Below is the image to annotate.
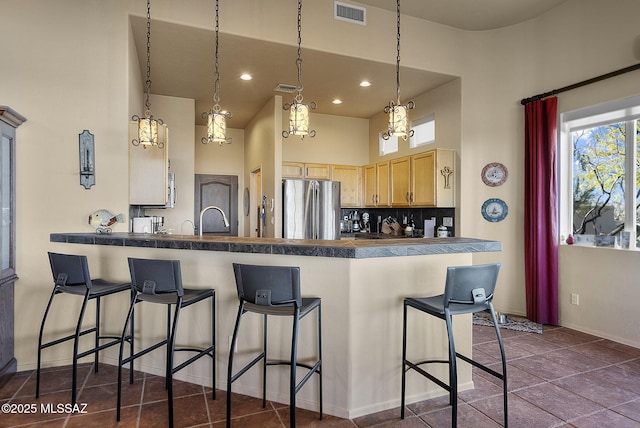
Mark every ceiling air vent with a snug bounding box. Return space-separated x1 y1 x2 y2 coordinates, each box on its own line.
274 83 298 93
334 1 366 25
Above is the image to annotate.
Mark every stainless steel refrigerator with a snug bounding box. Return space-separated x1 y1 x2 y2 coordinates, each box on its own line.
282 179 341 239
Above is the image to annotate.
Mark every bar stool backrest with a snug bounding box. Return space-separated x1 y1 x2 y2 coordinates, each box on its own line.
48 252 92 288
128 258 184 297
443 263 501 307
232 263 301 307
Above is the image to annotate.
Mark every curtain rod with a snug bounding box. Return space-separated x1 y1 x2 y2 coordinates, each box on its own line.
520 63 640 105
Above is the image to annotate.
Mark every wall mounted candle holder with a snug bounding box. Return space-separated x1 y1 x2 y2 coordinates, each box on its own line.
79 130 95 189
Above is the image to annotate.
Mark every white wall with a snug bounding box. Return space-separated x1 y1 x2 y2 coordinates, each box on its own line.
282 112 369 166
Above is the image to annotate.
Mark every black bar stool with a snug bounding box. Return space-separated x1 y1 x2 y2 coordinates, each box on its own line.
116 257 215 428
401 263 508 427
37 252 133 404
227 263 322 428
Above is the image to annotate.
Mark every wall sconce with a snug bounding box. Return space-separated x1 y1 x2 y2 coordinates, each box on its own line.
79 130 95 189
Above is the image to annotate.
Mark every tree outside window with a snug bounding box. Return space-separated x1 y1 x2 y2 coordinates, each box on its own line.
570 119 639 247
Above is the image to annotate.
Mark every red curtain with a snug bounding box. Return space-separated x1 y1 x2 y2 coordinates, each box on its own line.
524 97 559 325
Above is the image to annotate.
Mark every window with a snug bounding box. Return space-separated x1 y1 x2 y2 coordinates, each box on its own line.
410 113 435 148
379 132 398 156
560 96 640 248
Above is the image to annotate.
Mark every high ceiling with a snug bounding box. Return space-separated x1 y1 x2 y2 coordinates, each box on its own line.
131 0 568 128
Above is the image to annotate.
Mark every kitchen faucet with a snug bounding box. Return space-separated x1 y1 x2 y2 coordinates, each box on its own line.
199 206 230 236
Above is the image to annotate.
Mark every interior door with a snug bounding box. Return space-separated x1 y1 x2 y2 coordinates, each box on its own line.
195 174 238 236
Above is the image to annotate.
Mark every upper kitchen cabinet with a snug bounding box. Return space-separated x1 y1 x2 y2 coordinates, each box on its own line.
282 162 330 180
363 161 390 207
413 149 455 207
330 164 361 207
390 156 411 207
129 121 169 205
386 149 455 208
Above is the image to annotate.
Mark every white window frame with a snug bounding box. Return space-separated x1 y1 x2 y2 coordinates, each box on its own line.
559 95 640 248
379 132 398 156
410 113 435 148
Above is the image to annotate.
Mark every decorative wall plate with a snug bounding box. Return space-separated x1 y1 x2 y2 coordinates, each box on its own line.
481 198 508 222
481 162 508 186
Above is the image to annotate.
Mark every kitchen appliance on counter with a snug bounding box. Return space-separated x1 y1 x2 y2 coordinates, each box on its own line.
283 179 341 240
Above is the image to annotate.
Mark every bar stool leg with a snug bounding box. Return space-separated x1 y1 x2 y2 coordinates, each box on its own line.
226 303 244 428
400 302 407 419
94 297 100 373
211 292 216 400
36 289 57 399
444 309 457 427
117 294 137 422
262 314 268 408
167 302 181 428
71 291 91 405
489 303 508 427
290 308 300 428
317 303 323 420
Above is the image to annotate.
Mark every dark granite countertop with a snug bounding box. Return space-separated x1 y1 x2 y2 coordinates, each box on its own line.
50 232 501 259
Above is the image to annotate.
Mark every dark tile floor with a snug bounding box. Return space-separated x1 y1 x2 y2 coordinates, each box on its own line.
2 324 640 427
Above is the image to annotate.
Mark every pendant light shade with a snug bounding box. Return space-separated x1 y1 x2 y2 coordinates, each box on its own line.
202 0 232 145
283 0 316 140
382 0 414 142
131 0 166 149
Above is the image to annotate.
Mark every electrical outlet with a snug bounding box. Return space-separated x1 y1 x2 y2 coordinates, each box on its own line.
570 293 579 305
443 217 453 227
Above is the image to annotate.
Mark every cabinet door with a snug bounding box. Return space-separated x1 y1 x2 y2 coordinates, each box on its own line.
282 162 304 178
304 163 331 179
129 121 169 205
331 165 361 207
377 161 390 207
390 157 411 206
363 164 377 207
411 151 435 206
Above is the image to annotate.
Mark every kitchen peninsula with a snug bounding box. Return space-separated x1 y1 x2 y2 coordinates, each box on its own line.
49 232 500 419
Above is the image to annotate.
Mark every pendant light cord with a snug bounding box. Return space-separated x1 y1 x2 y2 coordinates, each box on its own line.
144 0 152 117
295 0 304 102
213 0 221 111
395 0 401 104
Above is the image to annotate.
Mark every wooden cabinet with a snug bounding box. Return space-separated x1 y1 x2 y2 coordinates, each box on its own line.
411 151 436 206
363 161 390 207
414 149 455 207
0 106 26 387
282 162 330 180
129 121 169 205
330 164 361 207
372 149 455 208
390 157 411 206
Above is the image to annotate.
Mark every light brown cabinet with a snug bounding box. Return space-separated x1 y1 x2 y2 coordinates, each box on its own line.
390 157 411 206
282 162 331 180
363 161 390 207
330 164 361 207
369 149 455 208
129 121 169 205
411 151 436 206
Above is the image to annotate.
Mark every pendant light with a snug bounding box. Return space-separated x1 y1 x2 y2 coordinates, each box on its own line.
202 0 232 145
282 0 316 140
131 0 167 149
382 0 414 142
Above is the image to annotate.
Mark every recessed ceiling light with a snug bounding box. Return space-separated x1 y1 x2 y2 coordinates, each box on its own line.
240 73 252 81
332 99 342 104
360 81 371 87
